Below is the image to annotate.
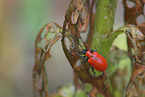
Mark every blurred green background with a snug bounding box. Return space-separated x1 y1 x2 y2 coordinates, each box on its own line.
0 0 130 97
0 0 72 97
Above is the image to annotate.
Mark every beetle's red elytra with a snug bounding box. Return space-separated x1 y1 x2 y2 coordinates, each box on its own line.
69 49 107 72
85 51 107 72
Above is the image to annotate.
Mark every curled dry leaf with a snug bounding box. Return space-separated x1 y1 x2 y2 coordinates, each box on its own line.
123 1 145 96
110 25 145 63
34 22 62 72
126 64 145 97
124 25 144 63
123 0 145 62
33 22 62 97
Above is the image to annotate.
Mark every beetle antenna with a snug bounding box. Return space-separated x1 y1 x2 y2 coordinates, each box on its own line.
77 38 84 50
75 34 85 50
83 57 89 63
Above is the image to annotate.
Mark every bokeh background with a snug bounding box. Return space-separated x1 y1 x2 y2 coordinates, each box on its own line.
1 0 140 97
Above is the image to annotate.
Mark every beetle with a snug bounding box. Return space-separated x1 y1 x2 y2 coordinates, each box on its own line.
69 48 107 76
85 50 107 72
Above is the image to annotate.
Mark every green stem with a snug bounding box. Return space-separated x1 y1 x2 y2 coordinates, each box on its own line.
92 0 118 58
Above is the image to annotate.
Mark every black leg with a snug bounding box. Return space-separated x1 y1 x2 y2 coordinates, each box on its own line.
94 49 97 52
90 49 97 53
76 53 86 59
83 57 89 63
92 67 96 77
102 71 104 75
100 71 105 78
90 49 94 53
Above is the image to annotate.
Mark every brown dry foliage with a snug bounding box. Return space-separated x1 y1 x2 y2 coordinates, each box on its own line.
123 0 145 97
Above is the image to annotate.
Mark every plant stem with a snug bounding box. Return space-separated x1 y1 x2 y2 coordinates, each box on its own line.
92 0 118 58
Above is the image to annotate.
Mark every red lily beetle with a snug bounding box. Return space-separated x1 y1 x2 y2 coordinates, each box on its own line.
69 48 107 72
68 38 107 76
85 50 107 72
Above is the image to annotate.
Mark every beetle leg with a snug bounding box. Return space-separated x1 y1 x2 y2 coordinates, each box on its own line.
92 67 96 77
75 53 86 59
83 57 89 63
90 49 94 53
100 71 107 80
90 49 97 53
102 71 104 75
94 49 97 52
